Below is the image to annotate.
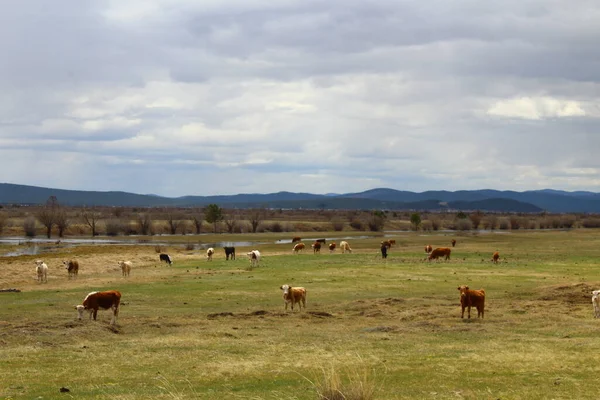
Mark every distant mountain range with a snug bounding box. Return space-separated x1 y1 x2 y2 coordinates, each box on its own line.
1 183 599 213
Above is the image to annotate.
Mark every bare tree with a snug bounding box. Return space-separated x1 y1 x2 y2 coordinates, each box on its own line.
166 211 182 235
55 209 70 237
138 212 154 235
224 210 240 233
36 196 59 238
81 208 102 237
0 212 7 234
248 208 266 233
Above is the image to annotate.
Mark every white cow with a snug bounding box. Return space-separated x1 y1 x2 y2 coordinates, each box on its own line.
593 290 600 318
119 261 132 277
247 250 261 268
206 247 214 261
35 260 48 283
339 241 352 254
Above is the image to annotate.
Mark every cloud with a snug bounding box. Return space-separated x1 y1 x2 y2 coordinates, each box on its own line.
0 0 599 196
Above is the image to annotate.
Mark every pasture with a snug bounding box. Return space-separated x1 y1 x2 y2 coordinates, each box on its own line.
1 230 600 399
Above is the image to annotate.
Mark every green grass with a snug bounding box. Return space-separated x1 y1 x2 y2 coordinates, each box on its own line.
1 230 600 399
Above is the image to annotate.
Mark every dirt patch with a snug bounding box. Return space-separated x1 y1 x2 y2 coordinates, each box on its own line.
307 311 334 318
361 326 398 333
538 282 598 304
207 312 235 319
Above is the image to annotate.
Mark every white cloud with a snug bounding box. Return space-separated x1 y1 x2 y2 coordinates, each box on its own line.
487 96 587 120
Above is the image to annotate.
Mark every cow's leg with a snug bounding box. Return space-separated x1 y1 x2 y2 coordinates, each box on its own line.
467 306 471 319
461 306 465 318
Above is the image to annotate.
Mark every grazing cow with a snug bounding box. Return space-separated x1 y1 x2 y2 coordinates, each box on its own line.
451 239 457 247
280 284 306 311
315 238 326 244
592 290 600 318
329 242 337 253
491 252 500 264
63 260 79 279
159 253 173 265
428 247 451 261
381 240 392 249
75 290 121 325
457 285 485 319
247 250 261 268
206 247 214 261
119 261 132 277
380 243 388 259
224 246 236 260
340 241 352 254
312 242 321 254
293 243 306 254
35 260 48 283
425 245 433 254
388 239 396 245
292 236 302 243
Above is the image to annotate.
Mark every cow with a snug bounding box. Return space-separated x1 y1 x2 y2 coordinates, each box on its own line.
451 239 457 247
159 253 173 265
63 260 79 279
329 242 336 253
206 247 214 261
292 236 302 243
428 247 451 261
75 290 121 325
381 243 388 259
247 250 261 268
592 290 600 318
425 245 433 254
280 284 306 311
312 242 321 254
491 251 500 264
340 241 352 254
457 285 485 319
293 243 305 254
381 240 392 249
119 261 132 277
315 238 326 244
388 239 396 246
224 246 236 260
35 260 48 283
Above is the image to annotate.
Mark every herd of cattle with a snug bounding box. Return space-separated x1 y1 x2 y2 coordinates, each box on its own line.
26 236 597 326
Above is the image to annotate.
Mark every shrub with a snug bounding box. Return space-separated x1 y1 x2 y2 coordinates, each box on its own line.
469 212 483 229
582 217 600 228
349 219 364 231
420 220 433 232
430 217 441 231
23 216 37 237
509 216 520 230
154 245 163 253
269 222 283 233
0 212 7 234
561 215 576 229
312 364 376 400
498 217 510 230
331 219 345 231
455 219 473 231
105 219 124 236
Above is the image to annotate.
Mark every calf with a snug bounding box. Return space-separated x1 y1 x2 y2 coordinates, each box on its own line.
388 239 396 245
292 236 302 243
380 243 388 259
280 284 306 311
425 245 433 254
75 290 121 325
312 242 321 254
206 247 215 261
159 253 173 265
293 243 305 254
428 247 451 261
491 251 500 264
63 260 79 279
247 250 261 268
119 261 132 277
329 242 337 253
592 290 600 318
451 239 457 247
224 246 236 260
340 241 352 254
457 285 485 319
381 240 392 249
35 260 48 283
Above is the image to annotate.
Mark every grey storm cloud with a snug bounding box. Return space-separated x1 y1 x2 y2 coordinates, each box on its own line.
0 0 599 196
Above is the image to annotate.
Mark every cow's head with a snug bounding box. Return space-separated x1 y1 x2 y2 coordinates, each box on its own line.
457 285 469 294
592 290 600 297
75 305 86 320
280 284 291 295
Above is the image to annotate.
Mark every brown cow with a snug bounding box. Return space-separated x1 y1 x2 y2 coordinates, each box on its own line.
293 243 306 254
457 285 485 319
75 290 121 325
381 240 392 249
63 260 79 279
451 239 457 247
388 239 396 245
280 284 306 311
312 242 321 254
491 251 500 264
425 245 433 254
329 242 336 253
292 236 302 243
428 247 451 261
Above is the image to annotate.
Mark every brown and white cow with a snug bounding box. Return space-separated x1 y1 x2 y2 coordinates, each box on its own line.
291 236 302 243
119 261 132 277
340 241 352 254
329 242 337 253
312 242 321 254
427 247 451 261
457 285 485 319
247 250 261 268
35 260 48 283
280 284 306 311
75 290 121 325
206 247 214 261
63 260 79 279
491 251 500 264
425 245 433 254
293 243 305 254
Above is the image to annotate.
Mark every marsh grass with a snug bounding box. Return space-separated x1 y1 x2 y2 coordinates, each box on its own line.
1 230 600 398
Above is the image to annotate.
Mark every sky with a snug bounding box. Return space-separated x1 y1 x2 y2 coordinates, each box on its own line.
1 0 599 197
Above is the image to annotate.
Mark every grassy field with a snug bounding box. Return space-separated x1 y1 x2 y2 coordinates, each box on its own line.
1 230 600 399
